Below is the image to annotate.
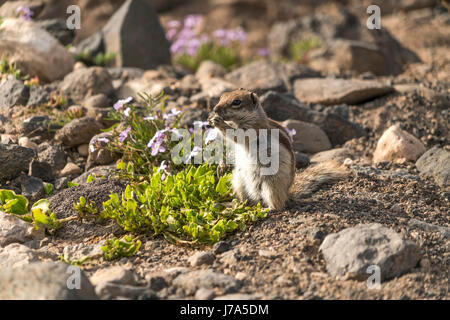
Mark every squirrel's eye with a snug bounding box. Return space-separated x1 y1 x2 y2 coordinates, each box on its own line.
232 99 241 106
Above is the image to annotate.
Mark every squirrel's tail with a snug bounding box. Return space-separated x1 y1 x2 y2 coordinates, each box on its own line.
290 160 348 200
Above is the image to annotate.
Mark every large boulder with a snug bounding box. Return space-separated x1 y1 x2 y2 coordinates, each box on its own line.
293 78 394 105
0 18 74 82
102 0 171 69
320 223 421 281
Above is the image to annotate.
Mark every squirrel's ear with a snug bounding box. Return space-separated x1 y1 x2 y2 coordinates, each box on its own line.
250 92 258 107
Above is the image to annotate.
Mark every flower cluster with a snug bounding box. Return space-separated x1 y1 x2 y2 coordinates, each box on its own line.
285 127 297 142
167 14 207 56
166 14 247 70
16 6 33 21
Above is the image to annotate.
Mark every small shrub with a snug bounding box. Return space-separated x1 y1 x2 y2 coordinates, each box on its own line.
101 164 268 244
74 50 116 67
167 15 246 71
101 235 141 260
0 56 30 81
288 37 322 63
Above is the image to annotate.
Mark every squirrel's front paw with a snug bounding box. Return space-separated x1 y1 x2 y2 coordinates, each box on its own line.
208 112 225 128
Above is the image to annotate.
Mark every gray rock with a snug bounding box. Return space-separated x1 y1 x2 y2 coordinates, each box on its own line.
0 243 38 268
59 67 114 103
319 223 421 281
195 288 215 300
0 75 29 110
29 159 54 182
145 274 168 292
310 148 353 164
260 91 310 122
225 60 287 95
416 147 450 187
102 0 171 69
0 143 35 181
27 84 56 108
0 18 74 83
55 117 102 147
260 91 365 145
36 19 75 46
0 261 97 299
62 242 104 262
212 241 231 254
20 175 45 203
83 94 110 109
188 251 216 267
19 116 51 138
95 282 156 300
37 143 66 171
408 219 450 239
293 78 394 105
87 132 118 169
0 214 35 247
90 266 136 286
195 60 227 79
282 119 331 153
173 269 241 295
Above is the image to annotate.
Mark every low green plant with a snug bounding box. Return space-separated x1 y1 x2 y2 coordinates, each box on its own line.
107 92 185 180
288 37 322 63
0 56 29 80
101 235 142 260
75 50 116 67
31 199 61 230
73 196 100 222
44 183 54 196
59 254 93 266
0 189 31 220
102 164 268 244
175 42 240 72
67 181 79 188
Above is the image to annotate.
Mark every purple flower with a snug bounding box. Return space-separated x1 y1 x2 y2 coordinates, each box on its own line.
90 137 110 153
285 127 296 142
119 127 132 143
170 128 183 140
147 129 168 156
166 29 178 41
157 160 169 181
16 6 33 21
204 128 218 144
257 48 271 57
184 14 203 29
113 97 133 111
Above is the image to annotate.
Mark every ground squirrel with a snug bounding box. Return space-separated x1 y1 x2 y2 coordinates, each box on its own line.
208 88 346 210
